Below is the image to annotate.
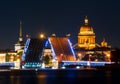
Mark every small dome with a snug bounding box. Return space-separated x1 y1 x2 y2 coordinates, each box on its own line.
79 16 94 35
101 38 107 47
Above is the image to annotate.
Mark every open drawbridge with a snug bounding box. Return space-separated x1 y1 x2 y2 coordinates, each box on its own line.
48 37 76 62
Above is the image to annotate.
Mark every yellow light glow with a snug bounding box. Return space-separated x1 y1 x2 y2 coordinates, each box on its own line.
106 54 110 57
40 33 45 39
60 54 63 56
78 53 81 57
78 16 95 49
0 53 6 56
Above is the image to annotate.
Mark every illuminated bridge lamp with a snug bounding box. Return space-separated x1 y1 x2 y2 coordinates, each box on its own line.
77 53 81 61
78 53 81 57
87 54 92 67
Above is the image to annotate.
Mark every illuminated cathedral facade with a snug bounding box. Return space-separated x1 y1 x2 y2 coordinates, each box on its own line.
78 16 95 49
76 16 111 62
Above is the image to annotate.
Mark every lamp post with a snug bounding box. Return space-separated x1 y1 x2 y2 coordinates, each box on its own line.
78 53 82 61
60 54 63 61
87 54 91 67
89 54 91 62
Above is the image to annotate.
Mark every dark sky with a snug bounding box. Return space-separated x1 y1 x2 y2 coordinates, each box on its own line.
0 0 120 50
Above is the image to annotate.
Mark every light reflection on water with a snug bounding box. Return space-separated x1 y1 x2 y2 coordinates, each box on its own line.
0 69 119 84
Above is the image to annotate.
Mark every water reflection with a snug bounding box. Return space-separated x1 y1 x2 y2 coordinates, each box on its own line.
0 69 119 84
10 75 38 84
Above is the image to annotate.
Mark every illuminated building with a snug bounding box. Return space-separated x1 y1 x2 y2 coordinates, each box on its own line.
75 16 112 62
0 50 19 69
0 50 17 63
13 20 25 68
78 16 95 49
0 21 25 69
0 53 6 63
14 21 24 51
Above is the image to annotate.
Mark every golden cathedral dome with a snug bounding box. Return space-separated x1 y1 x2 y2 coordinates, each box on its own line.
78 16 96 49
79 16 95 35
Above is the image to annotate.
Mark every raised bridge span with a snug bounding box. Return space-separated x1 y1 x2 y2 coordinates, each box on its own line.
49 37 76 62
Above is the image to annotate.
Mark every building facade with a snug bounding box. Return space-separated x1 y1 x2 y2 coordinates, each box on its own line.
78 16 96 49
75 16 111 62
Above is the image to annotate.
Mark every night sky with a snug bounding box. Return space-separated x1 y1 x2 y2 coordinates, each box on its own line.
0 0 120 50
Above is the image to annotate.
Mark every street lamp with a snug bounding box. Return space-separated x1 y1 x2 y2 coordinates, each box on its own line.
87 54 92 67
60 54 63 61
89 54 92 61
77 53 82 61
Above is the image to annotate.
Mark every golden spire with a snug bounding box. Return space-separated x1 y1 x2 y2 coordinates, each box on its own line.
84 16 88 25
19 20 23 41
20 20 22 37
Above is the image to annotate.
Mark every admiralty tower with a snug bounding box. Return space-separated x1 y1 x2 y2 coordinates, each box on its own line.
14 21 24 52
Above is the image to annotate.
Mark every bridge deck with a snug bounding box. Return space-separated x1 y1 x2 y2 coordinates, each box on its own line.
61 61 114 66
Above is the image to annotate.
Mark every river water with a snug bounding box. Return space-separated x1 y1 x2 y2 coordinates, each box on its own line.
0 69 119 84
